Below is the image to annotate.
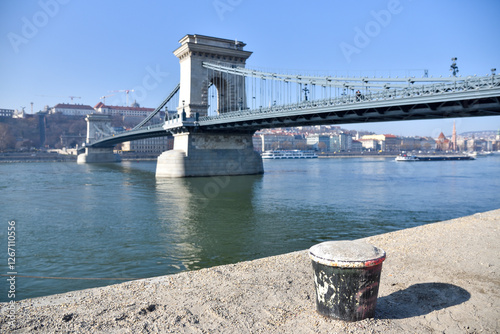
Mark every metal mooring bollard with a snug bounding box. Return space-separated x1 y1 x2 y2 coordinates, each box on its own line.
309 240 386 321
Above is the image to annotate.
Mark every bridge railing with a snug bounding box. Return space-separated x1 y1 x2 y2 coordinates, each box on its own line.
198 75 500 123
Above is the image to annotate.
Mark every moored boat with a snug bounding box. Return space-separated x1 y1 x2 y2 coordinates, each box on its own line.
261 150 318 159
395 154 419 161
395 153 475 161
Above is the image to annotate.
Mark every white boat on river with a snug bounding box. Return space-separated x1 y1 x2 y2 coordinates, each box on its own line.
261 150 318 159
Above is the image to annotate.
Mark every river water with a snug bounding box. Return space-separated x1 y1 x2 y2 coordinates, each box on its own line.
1 156 499 301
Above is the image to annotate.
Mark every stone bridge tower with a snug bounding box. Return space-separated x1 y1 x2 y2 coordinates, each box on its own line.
84 114 113 144
77 114 120 163
156 35 262 177
173 34 252 117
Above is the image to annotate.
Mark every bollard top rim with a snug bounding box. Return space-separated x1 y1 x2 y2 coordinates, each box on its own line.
309 240 386 268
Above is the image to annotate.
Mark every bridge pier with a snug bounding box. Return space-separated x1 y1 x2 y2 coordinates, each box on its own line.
77 147 121 163
156 131 263 177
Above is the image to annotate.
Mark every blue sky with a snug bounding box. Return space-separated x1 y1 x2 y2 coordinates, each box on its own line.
1 0 499 136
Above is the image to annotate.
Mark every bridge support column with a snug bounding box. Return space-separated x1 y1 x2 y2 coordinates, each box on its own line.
77 147 121 163
156 132 263 177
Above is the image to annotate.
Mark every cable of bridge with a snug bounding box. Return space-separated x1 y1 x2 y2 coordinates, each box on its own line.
132 83 180 130
202 62 464 86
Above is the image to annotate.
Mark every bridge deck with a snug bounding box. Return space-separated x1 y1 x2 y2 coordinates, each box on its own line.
199 87 500 131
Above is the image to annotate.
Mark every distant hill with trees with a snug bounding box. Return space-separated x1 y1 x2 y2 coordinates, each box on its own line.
0 114 86 151
0 114 141 151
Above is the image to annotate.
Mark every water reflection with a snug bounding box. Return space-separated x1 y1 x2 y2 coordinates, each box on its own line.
155 174 263 271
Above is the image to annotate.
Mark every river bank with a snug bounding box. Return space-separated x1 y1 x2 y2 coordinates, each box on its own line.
1 209 498 333
0 151 163 162
0 152 77 162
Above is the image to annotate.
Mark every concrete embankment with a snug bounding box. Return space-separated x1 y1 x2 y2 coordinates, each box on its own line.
1 209 499 333
0 152 76 162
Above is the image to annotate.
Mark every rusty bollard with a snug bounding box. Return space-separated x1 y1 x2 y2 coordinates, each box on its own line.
309 240 386 321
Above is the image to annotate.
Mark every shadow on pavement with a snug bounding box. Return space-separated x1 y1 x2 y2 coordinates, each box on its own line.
376 282 471 319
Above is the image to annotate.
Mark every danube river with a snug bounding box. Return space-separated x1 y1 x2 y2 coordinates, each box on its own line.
1 156 499 301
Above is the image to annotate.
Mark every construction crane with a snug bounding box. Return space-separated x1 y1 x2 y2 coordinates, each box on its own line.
99 94 115 104
109 89 134 106
37 95 82 102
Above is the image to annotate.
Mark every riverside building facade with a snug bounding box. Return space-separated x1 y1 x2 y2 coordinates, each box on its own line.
93 102 156 118
50 103 95 116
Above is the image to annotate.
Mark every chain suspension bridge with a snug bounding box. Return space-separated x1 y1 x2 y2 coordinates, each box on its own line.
77 34 500 177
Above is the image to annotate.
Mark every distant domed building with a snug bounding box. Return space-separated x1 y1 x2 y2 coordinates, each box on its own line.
436 132 450 151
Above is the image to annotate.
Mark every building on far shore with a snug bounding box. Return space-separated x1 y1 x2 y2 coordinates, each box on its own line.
44 101 162 120
254 133 307 152
306 134 331 151
359 138 378 151
360 134 399 152
50 103 95 116
351 140 362 152
0 108 15 117
334 132 352 152
94 102 156 118
400 137 421 151
435 132 451 151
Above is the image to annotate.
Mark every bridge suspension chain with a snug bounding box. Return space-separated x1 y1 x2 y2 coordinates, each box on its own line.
132 83 180 130
202 62 462 88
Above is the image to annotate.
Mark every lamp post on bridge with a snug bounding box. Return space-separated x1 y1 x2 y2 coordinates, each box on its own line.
450 57 459 77
303 84 309 101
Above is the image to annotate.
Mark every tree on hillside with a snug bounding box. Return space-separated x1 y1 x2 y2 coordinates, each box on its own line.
0 123 16 151
68 119 86 135
295 142 308 150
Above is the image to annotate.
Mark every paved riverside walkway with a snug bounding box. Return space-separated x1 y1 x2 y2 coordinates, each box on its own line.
1 209 499 333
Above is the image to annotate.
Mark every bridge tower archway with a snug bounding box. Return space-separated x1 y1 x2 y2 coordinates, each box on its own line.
77 114 120 164
173 34 252 117
84 114 113 144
